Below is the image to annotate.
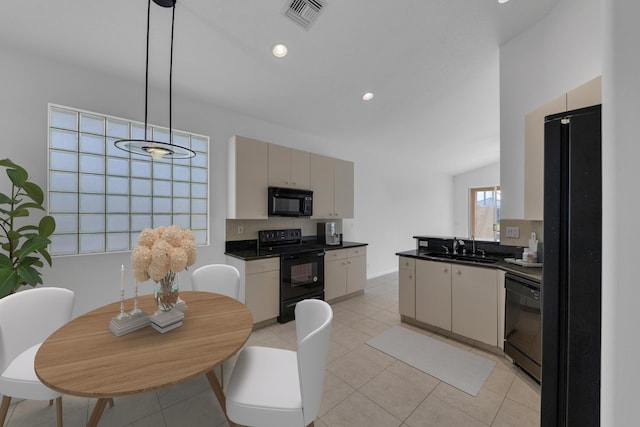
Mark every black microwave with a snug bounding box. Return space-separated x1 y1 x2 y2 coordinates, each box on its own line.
268 187 313 217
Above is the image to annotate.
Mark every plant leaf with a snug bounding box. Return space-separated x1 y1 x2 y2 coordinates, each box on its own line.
22 182 44 205
0 253 13 268
38 247 53 266
0 267 20 298
16 264 42 286
15 235 51 261
6 168 26 187
0 193 13 205
0 159 27 177
39 216 56 237
10 208 29 218
16 224 39 233
15 202 45 211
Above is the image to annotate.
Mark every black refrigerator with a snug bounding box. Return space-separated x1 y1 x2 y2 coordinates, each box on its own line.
541 104 601 426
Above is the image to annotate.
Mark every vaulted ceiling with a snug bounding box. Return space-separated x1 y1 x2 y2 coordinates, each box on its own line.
1 0 558 175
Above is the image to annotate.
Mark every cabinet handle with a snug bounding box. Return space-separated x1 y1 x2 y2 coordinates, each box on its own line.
443 268 448 273
292 181 296 185
456 269 461 275
409 274 413 279
347 261 351 264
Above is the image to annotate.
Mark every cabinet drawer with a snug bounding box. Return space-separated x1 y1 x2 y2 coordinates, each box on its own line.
246 257 280 275
347 246 366 258
399 257 415 271
325 248 348 260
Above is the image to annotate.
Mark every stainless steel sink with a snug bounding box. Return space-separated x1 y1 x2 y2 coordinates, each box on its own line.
423 252 497 264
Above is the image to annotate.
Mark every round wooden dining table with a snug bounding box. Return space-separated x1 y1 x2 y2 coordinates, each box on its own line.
35 291 252 427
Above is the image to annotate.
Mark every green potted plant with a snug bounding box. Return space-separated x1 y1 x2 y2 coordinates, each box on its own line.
0 159 56 299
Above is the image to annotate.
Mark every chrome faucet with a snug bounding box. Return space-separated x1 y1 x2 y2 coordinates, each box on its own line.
471 235 476 255
452 237 458 255
442 245 450 254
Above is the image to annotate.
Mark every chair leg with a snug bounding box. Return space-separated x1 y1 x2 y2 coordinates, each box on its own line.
0 395 12 427
55 396 63 427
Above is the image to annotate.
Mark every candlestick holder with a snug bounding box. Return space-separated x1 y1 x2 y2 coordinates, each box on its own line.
114 287 130 321
129 281 143 316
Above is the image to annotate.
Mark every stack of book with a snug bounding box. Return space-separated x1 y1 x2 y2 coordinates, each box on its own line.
150 309 185 333
109 312 151 336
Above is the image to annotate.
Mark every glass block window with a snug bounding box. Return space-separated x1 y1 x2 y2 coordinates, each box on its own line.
48 104 209 256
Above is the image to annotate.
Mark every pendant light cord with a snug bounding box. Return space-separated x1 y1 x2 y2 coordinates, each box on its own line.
145 0 151 141
170 2 175 145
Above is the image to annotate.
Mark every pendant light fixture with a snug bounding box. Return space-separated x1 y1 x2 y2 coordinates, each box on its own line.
115 0 195 160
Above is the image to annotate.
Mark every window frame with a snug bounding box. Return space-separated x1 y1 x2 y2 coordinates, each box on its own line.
47 103 209 257
469 185 501 242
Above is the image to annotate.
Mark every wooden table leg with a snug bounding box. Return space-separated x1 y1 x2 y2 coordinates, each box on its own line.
87 398 109 427
205 370 239 427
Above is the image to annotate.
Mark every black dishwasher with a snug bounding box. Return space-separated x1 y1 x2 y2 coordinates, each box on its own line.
504 272 541 382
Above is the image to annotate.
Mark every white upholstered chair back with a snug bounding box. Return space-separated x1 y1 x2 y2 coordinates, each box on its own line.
0 287 75 375
190 264 241 302
295 299 333 426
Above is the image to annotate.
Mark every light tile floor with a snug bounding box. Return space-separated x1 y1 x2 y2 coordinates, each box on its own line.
3 273 540 427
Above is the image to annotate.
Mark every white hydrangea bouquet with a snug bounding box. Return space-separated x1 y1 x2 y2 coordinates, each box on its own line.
131 225 196 310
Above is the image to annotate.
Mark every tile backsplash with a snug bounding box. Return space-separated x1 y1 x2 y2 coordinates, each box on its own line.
500 219 543 247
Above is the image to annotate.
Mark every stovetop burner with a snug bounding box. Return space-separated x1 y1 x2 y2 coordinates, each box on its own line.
257 228 323 255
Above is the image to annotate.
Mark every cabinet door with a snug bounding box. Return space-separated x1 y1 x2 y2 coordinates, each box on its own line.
334 159 354 218
567 76 602 110
416 260 451 331
310 153 335 218
451 265 498 346
245 269 279 323
524 95 566 220
325 257 347 301
229 136 268 219
398 257 416 318
346 254 366 294
290 148 310 189
268 143 292 188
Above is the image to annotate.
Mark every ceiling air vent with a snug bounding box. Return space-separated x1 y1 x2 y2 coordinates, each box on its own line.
284 0 326 30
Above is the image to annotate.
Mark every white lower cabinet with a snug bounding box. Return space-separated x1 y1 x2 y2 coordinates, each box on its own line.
226 256 279 324
324 247 367 301
451 264 498 347
411 258 500 347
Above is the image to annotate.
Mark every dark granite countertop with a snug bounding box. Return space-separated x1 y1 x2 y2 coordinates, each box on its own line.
396 249 542 283
226 241 368 261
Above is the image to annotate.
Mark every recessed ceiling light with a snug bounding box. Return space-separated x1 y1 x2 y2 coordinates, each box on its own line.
272 44 288 58
498 0 510 3
362 92 375 101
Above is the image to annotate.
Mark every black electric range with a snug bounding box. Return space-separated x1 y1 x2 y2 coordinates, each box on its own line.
258 229 325 323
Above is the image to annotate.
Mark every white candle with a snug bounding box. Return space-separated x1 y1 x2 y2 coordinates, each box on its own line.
120 264 125 293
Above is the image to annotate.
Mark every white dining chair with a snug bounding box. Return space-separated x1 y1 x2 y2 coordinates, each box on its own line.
191 264 242 302
191 263 242 389
0 287 75 427
226 299 333 427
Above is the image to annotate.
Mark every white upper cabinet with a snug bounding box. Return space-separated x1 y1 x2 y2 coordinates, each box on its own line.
268 144 310 189
228 136 354 219
523 76 601 220
310 154 354 219
228 136 268 219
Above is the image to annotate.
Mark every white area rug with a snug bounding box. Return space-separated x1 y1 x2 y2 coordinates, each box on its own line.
367 326 496 396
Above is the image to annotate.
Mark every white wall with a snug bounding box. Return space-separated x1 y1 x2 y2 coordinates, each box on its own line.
601 1 640 424
0 42 453 315
499 0 601 218
452 161 500 238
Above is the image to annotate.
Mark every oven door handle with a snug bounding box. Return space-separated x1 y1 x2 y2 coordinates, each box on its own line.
282 251 325 261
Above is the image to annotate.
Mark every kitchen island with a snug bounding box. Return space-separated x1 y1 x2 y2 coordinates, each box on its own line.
397 236 541 355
